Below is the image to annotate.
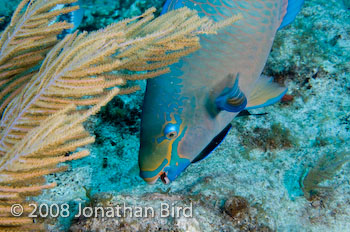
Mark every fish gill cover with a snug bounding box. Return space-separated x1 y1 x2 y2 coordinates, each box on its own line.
0 0 349 231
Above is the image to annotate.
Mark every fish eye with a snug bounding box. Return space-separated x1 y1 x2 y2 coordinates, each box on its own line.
164 124 178 140
166 131 177 139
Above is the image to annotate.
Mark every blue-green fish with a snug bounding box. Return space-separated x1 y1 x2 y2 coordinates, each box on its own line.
139 0 304 184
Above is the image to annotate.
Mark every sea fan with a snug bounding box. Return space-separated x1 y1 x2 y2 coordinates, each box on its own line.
301 151 350 200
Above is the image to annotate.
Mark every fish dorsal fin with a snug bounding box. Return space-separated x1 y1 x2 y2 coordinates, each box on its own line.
161 0 184 14
279 0 304 29
246 75 287 110
162 0 304 29
215 74 247 113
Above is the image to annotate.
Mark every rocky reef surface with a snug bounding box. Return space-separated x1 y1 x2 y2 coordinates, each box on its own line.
1 0 349 231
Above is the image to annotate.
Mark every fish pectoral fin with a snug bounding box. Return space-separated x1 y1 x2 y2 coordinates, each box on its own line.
246 75 287 110
215 74 247 112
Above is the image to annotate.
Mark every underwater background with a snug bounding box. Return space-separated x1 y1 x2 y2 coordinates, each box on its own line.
1 0 350 231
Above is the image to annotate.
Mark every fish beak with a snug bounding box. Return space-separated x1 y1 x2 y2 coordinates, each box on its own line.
160 172 170 185
146 178 159 185
142 172 170 185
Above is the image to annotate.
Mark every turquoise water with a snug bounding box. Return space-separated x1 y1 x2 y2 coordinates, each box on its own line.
1 0 350 231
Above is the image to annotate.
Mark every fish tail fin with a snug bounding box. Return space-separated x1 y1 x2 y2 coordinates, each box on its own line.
279 0 304 29
246 75 287 110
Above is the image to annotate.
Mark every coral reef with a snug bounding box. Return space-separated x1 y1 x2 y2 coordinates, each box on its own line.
224 196 249 218
69 192 273 232
234 122 296 154
301 152 350 200
0 0 21 31
1 0 347 231
224 196 273 232
77 0 167 31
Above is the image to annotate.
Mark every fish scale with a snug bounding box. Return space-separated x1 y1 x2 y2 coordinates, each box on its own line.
139 0 304 184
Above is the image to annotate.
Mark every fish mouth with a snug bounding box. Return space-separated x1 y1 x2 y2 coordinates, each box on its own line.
160 172 170 184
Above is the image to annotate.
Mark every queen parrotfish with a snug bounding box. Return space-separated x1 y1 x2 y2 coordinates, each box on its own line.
139 0 304 184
